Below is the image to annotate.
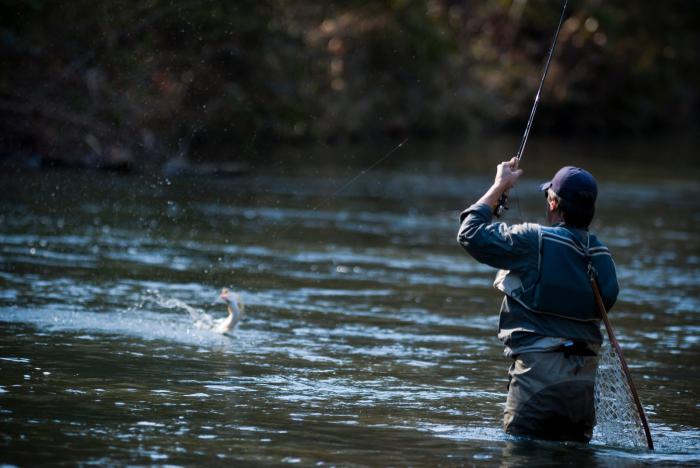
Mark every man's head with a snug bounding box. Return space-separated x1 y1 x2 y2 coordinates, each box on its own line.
540 166 598 229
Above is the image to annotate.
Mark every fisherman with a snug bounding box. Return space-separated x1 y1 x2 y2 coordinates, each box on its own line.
457 158 619 443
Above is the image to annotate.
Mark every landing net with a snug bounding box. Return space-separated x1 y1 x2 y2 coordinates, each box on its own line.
593 336 648 448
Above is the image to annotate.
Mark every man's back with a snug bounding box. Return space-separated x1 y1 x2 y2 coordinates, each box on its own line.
458 203 619 354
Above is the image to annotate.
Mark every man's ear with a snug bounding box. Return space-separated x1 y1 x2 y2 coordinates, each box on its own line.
548 198 558 212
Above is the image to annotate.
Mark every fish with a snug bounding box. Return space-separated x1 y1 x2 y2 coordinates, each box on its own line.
212 288 245 333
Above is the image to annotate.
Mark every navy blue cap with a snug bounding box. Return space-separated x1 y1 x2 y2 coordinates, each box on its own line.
539 166 598 207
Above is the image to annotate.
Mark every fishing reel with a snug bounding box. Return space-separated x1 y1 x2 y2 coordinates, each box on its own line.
495 192 509 218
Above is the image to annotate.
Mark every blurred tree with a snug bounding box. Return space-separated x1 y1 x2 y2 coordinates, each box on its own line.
0 0 698 170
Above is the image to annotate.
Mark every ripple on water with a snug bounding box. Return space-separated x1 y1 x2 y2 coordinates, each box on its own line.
1 168 699 464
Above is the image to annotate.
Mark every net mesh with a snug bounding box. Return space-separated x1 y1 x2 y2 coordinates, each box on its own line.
593 336 648 448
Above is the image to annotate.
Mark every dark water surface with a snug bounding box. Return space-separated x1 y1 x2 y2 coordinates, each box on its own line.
1 138 699 466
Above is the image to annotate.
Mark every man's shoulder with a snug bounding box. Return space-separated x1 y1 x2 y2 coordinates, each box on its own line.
539 226 615 264
508 221 542 238
500 222 541 255
541 226 611 248
587 231 609 248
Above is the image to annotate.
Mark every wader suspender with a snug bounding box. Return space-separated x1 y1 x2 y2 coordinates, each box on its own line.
585 244 655 450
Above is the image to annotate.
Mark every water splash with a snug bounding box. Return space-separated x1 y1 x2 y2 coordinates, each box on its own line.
144 289 216 330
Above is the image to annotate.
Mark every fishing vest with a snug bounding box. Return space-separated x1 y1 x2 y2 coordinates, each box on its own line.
495 225 619 322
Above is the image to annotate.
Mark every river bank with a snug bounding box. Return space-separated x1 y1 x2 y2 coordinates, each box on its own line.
2 1 698 171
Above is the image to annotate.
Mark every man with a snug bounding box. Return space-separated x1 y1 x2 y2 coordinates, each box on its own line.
457 158 619 443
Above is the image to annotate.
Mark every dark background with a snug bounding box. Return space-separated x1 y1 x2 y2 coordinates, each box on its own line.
1 0 698 171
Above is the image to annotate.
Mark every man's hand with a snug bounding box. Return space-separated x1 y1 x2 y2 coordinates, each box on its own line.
494 157 523 192
474 157 524 213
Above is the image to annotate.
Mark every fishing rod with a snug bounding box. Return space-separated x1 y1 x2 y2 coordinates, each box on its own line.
495 0 568 217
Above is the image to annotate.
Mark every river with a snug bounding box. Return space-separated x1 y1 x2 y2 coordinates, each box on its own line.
1 136 699 465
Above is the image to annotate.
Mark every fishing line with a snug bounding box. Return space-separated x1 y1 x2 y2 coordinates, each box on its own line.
325 138 408 200
267 138 409 240
511 184 524 224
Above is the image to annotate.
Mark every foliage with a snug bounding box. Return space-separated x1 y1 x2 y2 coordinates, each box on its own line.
0 0 698 169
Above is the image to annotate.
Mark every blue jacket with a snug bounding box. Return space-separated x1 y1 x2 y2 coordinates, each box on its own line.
457 203 619 353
